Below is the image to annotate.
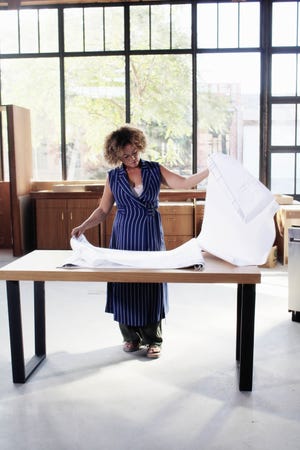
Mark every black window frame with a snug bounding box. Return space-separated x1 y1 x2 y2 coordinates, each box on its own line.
1 0 294 198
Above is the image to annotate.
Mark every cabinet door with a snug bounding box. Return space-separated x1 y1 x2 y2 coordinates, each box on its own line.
159 203 194 235
68 199 100 247
159 203 194 250
36 199 68 249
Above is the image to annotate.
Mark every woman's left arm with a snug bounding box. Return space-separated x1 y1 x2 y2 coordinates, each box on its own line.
160 165 209 189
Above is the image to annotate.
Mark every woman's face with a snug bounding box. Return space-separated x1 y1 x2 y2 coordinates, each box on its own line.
120 144 141 169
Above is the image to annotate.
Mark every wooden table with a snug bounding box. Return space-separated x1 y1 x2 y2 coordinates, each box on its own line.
0 250 261 391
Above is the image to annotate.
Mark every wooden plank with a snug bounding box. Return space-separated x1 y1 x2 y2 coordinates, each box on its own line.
6 105 33 256
0 182 12 248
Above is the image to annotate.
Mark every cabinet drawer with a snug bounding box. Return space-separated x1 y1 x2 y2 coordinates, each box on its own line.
67 199 99 210
164 235 192 250
286 210 300 219
160 202 194 235
161 214 193 235
159 203 193 215
36 199 67 209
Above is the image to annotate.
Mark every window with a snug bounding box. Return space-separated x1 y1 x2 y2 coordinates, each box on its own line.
0 8 58 54
197 2 260 178
1 58 61 179
197 2 260 49
130 54 193 174
64 7 124 52
64 56 125 179
271 1 300 197
130 4 191 50
197 53 260 177
0 1 262 187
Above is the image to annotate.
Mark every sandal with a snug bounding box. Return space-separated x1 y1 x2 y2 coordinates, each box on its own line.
123 341 140 353
146 344 161 359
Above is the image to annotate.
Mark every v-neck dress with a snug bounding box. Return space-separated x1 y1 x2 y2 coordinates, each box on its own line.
105 160 169 326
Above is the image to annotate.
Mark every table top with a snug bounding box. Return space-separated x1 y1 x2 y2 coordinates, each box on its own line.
0 250 261 284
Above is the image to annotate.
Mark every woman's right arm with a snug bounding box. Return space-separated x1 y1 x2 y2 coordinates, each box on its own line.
71 177 115 238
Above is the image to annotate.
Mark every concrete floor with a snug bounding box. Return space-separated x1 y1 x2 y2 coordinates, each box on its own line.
0 249 299 450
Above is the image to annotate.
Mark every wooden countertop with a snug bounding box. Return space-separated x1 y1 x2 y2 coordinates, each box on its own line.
31 189 206 202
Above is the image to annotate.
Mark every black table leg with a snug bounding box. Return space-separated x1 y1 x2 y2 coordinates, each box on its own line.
236 284 243 362
34 281 46 357
6 280 46 383
237 283 256 392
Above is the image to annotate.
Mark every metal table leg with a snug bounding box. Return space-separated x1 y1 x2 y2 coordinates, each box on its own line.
6 280 46 383
237 283 256 391
236 284 242 362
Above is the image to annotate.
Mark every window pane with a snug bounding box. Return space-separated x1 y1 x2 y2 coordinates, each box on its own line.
272 54 297 96
1 112 9 181
271 104 295 146
239 2 260 48
272 2 297 47
197 53 260 178
1 58 61 180
151 5 170 50
197 4 217 49
19 9 39 53
171 4 191 49
271 153 295 194
65 56 125 180
130 55 193 175
296 105 300 146
297 154 300 194
0 10 19 53
130 5 149 50
84 7 104 52
64 8 83 52
218 3 238 48
39 9 59 53
104 7 124 51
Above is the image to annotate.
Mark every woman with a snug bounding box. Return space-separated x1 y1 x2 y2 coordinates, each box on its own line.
71 125 208 358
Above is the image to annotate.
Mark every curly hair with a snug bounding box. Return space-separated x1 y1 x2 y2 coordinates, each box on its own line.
103 125 147 165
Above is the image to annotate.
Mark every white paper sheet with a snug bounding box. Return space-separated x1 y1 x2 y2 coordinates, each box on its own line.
197 153 279 266
61 234 205 270
61 153 278 270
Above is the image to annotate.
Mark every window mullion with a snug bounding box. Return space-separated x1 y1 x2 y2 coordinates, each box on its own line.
125 4 130 123
58 7 67 180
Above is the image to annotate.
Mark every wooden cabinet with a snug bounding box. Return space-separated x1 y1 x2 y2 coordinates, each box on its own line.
0 182 12 248
36 198 100 249
160 203 194 249
34 194 205 251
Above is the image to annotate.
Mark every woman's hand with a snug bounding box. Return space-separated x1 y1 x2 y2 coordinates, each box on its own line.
70 177 115 240
71 225 85 238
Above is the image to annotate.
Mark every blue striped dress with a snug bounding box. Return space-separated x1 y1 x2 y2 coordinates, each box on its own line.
105 160 169 326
